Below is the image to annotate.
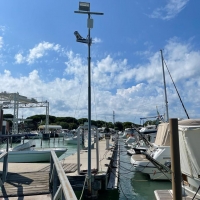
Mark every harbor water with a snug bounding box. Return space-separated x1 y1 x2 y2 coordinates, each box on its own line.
97 138 172 200
0 137 172 199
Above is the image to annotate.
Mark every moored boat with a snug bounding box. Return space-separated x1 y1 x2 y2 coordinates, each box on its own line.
130 122 171 180
0 140 67 163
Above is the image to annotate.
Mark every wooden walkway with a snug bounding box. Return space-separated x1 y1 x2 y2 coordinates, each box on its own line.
0 171 49 198
39 163 80 173
0 138 119 198
0 163 81 198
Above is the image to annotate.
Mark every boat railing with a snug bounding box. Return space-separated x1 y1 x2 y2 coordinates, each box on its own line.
0 151 8 186
49 150 77 200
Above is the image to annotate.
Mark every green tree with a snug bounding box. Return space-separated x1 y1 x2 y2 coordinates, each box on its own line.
96 120 105 128
143 120 156 126
107 122 114 129
104 127 110 133
78 118 88 125
114 121 123 131
123 122 132 129
68 123 78 130
91 120 97 126
59 122 69 129
65 117 78 124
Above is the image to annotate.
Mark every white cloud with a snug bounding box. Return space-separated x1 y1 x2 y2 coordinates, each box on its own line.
150 0 190 20
93 37 102 43
2 37 200 123
14 42 60 64
0 36 3 49
92 55 129 89
14 53 25 64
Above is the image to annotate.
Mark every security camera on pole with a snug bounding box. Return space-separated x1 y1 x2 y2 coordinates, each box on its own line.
74 2 103 199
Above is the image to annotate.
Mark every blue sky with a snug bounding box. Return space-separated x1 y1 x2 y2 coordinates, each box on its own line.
0 0 200 124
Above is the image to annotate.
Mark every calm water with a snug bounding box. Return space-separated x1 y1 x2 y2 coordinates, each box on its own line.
97 138 172 200
1 137 172 199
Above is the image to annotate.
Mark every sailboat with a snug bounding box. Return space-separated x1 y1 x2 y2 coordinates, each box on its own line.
130 50 171 180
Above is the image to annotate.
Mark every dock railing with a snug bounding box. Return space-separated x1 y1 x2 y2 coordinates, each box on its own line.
0 151 8 186
49 150 78 200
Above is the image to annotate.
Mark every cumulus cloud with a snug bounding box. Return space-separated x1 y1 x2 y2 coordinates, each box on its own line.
14 41 60 64
0 36 3 49
93 37 102 43
150 0 190 20
2 37 200 122
65 51 87 76
14 53 25 64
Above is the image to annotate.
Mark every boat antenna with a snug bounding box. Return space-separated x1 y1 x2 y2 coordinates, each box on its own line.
163 59 190 119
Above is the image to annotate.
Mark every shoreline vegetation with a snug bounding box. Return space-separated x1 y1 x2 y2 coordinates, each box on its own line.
3 114 158 132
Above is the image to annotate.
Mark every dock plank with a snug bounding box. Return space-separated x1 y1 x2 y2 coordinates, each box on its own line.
38 163 80 173
0 138 119 198
0 171 49 198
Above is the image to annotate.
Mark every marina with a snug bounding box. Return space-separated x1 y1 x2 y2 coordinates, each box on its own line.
0 136 120 199
0 135 173 199
0 101 198 199
0 0 199 199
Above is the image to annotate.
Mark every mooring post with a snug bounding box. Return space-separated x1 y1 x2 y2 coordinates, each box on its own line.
96 128 99 172
105 133 110 150
77 127 80 175
10 136 12 148
169 118 182 200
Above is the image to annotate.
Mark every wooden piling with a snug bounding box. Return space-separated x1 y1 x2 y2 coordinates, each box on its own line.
169 118 182 200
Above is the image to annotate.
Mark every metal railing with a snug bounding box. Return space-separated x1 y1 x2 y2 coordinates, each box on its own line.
0 151 8 186
49 150 77 200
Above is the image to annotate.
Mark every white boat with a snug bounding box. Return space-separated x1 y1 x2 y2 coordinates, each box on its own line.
124 136 137 148
130 122 171 180
178 119 200 198
127 140 149 155
127 128 157 155
139 125 157 135
118 131 123 136
57 129 69 137
64 135 83 145
0 140 67 163
24 131 42 139
121 128 137 139
63 129 85 145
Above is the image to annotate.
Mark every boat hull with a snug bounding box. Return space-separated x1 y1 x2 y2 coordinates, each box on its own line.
0 148 67 163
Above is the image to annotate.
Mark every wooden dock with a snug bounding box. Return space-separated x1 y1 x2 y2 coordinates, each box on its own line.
0 137 119 199
0 171 49 197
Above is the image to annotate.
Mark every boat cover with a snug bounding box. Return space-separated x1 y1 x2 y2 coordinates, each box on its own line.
154 123 170 146
178 119 200 126
178 119 200 179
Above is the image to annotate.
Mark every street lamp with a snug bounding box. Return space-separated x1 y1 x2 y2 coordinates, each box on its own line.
74 2 103 198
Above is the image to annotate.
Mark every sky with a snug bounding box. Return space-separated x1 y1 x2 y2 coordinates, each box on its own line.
0 0 200 125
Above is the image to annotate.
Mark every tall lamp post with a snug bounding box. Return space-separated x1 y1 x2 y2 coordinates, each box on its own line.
74 2 103 198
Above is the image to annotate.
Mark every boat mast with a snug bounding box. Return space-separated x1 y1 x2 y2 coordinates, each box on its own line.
160 50 169 122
